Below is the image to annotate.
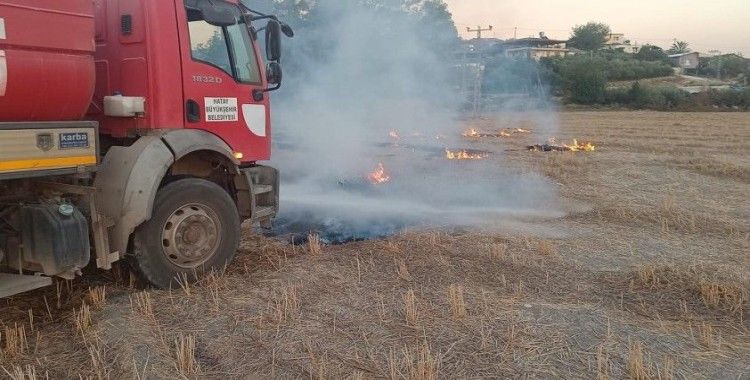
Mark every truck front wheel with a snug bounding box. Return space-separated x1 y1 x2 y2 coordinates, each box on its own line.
131 178 241 288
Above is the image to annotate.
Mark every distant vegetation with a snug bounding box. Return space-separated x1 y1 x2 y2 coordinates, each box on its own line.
481 52 748 111
697 54 750 80
479 16 749 111
634 45 670 63
480 52 674 102
605 83 749 110
567 22 611 51
667 40 691 55
545 53 674 82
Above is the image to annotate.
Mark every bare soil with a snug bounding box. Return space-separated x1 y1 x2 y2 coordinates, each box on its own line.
1 111 749 379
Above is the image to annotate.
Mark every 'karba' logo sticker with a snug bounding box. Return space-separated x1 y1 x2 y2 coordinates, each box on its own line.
59 132 90 149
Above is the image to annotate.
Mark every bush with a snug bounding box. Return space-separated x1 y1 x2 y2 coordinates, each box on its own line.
604 87 630 104
542 53 674 104
635 44 670 63
604 83 748 111
606 59 673 81
708 88 750 109
604 82 692 110
550 55 608 104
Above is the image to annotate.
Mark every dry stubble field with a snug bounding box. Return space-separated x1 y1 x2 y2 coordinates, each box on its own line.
1 111 748 379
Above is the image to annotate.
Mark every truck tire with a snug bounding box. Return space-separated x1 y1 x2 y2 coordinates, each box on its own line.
131 178 240 289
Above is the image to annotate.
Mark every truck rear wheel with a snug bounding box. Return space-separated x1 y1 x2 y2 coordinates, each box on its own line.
131 178 240 289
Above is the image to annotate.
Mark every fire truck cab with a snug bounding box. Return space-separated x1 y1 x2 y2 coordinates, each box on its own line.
0 0 290 295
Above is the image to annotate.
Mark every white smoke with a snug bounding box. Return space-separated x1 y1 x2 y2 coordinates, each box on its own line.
256 1 565 242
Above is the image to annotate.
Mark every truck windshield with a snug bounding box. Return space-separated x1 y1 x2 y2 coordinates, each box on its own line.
187 7 261 84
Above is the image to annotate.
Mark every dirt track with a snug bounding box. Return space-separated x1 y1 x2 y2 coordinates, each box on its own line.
1 111 748 379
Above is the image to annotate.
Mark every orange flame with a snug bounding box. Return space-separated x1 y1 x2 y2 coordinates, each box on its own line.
566 139 596 152
368 163 391 184
445 149 489 160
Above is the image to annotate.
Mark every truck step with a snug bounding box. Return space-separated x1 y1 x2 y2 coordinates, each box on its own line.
0 273 53 298
252 184 274 195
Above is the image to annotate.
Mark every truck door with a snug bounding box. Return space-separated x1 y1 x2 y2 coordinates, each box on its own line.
177 0 270 162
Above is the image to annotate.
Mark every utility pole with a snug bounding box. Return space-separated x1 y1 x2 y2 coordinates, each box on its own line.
464 25 493 118
466 25 493 40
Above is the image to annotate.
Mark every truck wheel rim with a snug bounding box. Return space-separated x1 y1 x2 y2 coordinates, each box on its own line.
161 203 222 269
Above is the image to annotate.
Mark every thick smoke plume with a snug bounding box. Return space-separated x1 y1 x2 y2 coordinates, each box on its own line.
245 0 565 242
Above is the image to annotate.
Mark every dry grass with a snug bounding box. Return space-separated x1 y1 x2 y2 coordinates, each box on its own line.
72 303 93 337
696 322 719 349
669 156 750 184
308 233 323 255
271 284 301 325
625 264 749 319
396 259 412 281
173 334 200 376
86 286 107 308
488 243 507 259
129 291 155 320
447 284 467 319
0 112 748 378
627 341 676 380
1 324 28 359
403 289 419 327
2 364 42 380
388 343 440 380
534 240 557 256
627 341 648 380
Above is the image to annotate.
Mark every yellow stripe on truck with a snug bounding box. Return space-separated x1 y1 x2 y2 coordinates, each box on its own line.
0 155 97 172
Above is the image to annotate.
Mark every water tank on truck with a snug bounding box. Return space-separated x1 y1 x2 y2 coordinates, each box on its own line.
0 0 96 121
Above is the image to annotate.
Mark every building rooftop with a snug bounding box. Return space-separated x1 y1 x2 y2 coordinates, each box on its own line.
668 52 699 58
501 37 568 48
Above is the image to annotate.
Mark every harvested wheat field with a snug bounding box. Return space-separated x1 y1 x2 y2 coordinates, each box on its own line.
1 111 749 379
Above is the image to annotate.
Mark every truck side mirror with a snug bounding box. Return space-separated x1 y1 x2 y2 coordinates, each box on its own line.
266 20 282 62
252 62 283 102
267 62 282 85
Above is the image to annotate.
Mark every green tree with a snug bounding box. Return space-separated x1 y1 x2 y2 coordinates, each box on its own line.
635 44 669 62
413 0 460 51
717 54 748 79
558 56 608 104
667 40 690 54
568 22 611 51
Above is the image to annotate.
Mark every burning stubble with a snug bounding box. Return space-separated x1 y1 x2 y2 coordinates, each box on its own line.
265 1 567 243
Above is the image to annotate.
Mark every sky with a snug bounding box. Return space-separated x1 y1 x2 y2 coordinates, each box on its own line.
444 0 750 55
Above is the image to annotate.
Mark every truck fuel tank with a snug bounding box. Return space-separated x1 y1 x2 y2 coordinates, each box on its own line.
8 203 91 278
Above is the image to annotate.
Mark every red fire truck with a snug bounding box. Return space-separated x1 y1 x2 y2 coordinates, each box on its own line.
0 0 292 296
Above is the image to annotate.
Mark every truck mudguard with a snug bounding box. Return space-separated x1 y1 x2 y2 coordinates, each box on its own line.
94 135 174 256
162 129 241 168
95 130 240 256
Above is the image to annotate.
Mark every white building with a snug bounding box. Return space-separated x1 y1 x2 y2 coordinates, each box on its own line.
604 33 639 54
